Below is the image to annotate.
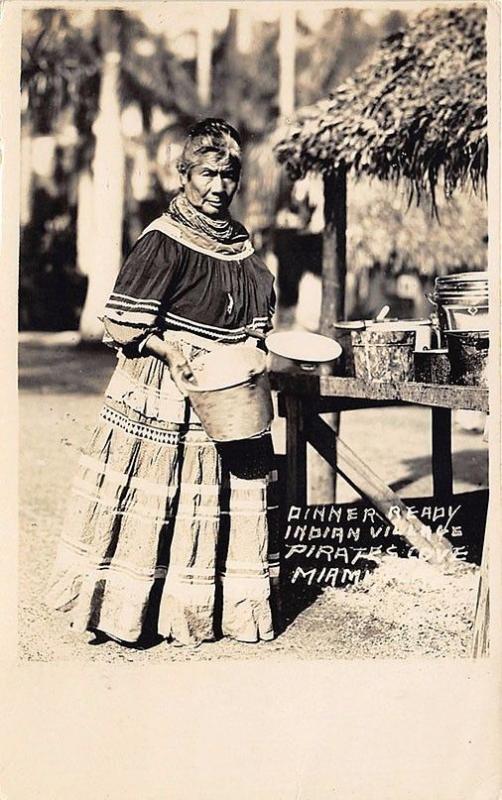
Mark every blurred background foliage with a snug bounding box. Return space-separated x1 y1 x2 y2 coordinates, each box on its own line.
20 6 487 334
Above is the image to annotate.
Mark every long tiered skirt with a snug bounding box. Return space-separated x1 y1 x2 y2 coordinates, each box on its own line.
46 338 280 646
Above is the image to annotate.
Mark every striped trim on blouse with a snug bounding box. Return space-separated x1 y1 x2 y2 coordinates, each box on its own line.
163 311 269 341
104 297 270 344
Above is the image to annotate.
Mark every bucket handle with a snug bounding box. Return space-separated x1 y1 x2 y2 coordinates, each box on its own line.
244 326 267 343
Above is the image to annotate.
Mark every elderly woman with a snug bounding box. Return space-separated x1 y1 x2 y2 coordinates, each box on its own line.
47 118 279 647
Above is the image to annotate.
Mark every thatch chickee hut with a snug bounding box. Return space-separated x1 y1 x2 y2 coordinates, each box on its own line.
274 5 487 334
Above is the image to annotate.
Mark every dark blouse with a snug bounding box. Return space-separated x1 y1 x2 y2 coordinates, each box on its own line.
102 231 276 351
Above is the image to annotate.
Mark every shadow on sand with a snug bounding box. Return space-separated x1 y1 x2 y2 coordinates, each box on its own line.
389 449 488 495
19 341 117 395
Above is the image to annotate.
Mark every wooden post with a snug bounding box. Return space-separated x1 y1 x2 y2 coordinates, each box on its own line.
312 165 347 502
320 165 347 333
432 407 453 496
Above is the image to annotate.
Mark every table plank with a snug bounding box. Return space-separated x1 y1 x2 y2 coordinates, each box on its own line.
269 371 488 412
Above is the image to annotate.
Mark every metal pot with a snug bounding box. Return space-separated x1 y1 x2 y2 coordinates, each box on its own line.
181 346 273 441
445 330 489 387
428 271 490 335
414 349 451 384
333 318 435 351
427 294 489 332
350 327 416 383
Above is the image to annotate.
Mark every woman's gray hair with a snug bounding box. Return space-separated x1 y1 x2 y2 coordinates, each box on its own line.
177 118 242 176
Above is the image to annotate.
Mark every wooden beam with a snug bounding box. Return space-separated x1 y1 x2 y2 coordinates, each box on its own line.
304 414 459 566
321 165 347 333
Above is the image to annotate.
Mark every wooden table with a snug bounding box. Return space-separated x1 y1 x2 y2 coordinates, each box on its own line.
269 370 489 508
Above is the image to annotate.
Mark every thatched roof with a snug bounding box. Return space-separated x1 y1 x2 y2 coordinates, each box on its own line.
242 137 487 277
347 178 487 276
274 6 487 203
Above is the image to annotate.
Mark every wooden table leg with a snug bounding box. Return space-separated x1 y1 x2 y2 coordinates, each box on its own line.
284 394 307 509
309 410 340 504
332 410 340 500
432 407 453 496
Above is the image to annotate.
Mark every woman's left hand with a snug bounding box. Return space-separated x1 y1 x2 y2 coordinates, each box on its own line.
141 335 194 395
168 357 194 396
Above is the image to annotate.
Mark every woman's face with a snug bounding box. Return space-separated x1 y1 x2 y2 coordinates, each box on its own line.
181 153 240 218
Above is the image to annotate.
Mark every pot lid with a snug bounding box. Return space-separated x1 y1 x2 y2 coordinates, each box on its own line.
371 318 431 329
267 331 342 363
332 320 367 331
334 318 431 331
436 272 488 283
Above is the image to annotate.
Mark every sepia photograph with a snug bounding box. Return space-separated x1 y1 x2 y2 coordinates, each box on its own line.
15 1 496 670
2 1 501 797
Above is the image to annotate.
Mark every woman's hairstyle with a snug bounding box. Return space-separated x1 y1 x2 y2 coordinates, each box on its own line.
177 118 242 176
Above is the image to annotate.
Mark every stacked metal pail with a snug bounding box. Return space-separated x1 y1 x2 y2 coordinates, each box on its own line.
431 271 489 387
431 271 488 332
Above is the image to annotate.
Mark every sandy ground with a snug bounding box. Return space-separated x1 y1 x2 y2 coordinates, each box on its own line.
18 338 488 662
